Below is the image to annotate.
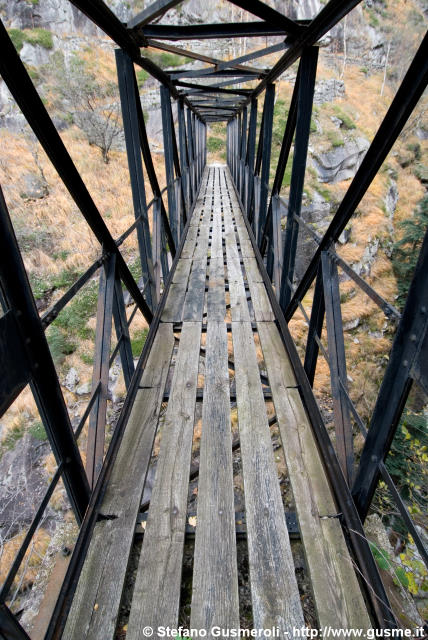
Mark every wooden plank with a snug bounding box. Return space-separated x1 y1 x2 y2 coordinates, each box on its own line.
191 320 239 633
225 241 242 283
258 321 371 630
172 257 192 283
182 226 198 258
64 325 175 640
232 320 304 632
161 282 187 322
194 222 211 261
210 217 223 259
207 256 225 321
249 281 275 321
127 322 202 638
183 258 207 321
236 224 254 257
243 255 264 283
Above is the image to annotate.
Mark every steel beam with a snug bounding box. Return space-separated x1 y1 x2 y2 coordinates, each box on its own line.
257 84 275 244
303 262 325 386
0 21 153 325
286 31 428 320
250 0 362 100
127 0 181 29
86 254 116 489
279 46 318 310
0 187 90 522
161 85 179 245
116 49 156 312
228 0 302 36
139 22 294 41
321 251 354 485
352 228 428 519
145 39 263 74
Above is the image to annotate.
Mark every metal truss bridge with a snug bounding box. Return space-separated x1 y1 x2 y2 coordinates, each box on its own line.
0 1 427 638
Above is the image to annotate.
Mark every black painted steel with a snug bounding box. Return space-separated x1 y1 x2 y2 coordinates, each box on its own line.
279 46 318 310
286 31 428 321
353 228 428 520
116 49 156 312
0 21 153 326
321 251 354 485
0 187 90 523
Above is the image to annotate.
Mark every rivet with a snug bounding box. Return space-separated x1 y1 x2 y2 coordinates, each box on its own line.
403 360 409 367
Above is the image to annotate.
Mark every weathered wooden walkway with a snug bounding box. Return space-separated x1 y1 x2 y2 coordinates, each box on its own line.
64 166 370 639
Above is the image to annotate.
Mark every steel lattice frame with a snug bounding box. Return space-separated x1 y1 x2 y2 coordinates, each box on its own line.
0 1 427 637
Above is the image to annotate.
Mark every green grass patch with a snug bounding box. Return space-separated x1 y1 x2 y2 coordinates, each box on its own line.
8 27 53 52
333 106 356 130
29 421 48 441
131 328 148 357
46 325 76 366
24 28 54 49
327 131 344 148
53 279 98 340
136 69 149 88
1 420 26 453
146 51 187 69
8 28 26 52
207 137 223 153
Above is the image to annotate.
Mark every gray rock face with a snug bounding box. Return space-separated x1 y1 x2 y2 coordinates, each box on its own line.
385 180 398 219
20 173 49 200
312 137 369 183
63 367 79 392
313 79 345 106
0 433 50 538
0 0 99 35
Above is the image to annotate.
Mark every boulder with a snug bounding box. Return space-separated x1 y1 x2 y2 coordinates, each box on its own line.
312 137 369 183
63 367 79 392
313 79 345 106
20 173 49 200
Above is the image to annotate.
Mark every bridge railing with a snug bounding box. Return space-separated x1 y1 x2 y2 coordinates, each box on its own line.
0 19 206 634
227 33 428 628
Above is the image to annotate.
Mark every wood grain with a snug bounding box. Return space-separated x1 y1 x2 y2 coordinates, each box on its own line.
64 325 174 640
232 320 304 633
127 322 202 638
258 321 371 630
191 320 239 635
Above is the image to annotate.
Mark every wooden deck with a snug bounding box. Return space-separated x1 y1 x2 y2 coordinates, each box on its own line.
64 166 370 639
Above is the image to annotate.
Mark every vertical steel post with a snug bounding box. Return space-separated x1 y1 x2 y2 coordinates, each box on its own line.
115 49 156 312
246 98 258 219
353 228 428 519
161 84 179 246
87 253 116 489
260 62 301 263
280 46 318 311
257 83 275 245
304 260 325 386
239 106 247 201
112 269 135 390
178 100 188 211
321 250 354 484
0 187 89 522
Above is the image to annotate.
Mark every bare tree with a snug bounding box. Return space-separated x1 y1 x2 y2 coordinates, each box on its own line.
49 53 123 164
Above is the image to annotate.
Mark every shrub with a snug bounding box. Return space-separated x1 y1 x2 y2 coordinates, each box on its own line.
131 328 148 357
207 137 223 153
8 28 25 52
333 106 356 130
46 325 76 365
24 28 54 49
